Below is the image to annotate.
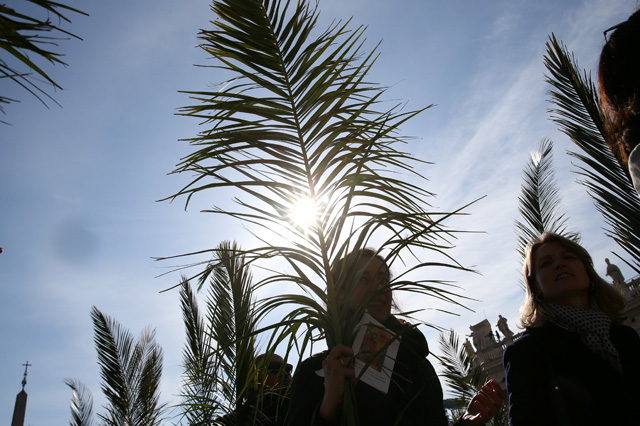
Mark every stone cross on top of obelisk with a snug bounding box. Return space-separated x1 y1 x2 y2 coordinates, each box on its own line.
21 361 31 391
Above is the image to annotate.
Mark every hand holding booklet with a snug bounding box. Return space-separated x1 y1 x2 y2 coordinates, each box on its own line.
351 312 400 394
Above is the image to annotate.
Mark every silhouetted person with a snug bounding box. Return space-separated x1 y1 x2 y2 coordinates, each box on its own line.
288 248 504 425
599 9 640 195
217 353 291 426
503 232 640 426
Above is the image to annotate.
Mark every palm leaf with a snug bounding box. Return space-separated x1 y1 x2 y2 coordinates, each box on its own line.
0 0 87 113
167 0 471 343
134 329 165 425
166 1 475 423
544 34 640 273
208 242 259 407
90 306 166 426
436 330 509 426
515 137 580 258
437 329 487 404
179 276 220 425
179 241 268 425
64 378 94 426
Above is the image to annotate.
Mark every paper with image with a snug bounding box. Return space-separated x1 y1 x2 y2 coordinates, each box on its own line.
352 312 400 394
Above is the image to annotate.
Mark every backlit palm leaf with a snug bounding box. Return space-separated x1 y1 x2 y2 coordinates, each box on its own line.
180 241 267 425
180 276 220 425
436 330 508 426
166 1 474 423
91 306 166 426
437 329 487 404
207 241 259 424
544 35 640 272
515 137 579 259
64 378 94 426
0 0 87 113
168 0 470 346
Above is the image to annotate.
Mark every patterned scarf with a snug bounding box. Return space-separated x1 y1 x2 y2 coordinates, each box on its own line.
548 303 623 373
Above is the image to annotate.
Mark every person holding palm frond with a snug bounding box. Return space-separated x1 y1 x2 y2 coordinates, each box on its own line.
599 9 640 195
288 248 504 426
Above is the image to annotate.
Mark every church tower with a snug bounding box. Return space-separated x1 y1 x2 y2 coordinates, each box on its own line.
11 361 31 426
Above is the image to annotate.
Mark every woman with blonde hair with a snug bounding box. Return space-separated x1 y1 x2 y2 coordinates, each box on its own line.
503 232 640 425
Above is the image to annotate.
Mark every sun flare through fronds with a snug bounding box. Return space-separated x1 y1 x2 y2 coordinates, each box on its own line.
167 2 476 403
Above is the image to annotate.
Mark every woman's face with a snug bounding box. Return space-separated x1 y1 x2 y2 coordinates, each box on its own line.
533 242 590 308
343 256 392 323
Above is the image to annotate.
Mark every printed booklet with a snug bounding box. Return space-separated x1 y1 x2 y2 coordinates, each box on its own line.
351 312 400 394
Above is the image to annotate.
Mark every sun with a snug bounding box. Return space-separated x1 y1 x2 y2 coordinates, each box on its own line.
290 197 318 229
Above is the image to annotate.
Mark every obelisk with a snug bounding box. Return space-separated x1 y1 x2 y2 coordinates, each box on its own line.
11 361 31 426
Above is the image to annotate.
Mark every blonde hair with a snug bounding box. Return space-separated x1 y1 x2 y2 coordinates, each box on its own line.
519 232 626 328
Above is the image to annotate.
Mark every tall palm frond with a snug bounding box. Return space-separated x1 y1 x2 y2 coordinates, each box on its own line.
207 241 259 420
165 1 475 423
544 34 640 272
436 330 508 426
0 0 87 114
437 329 487 404
180 276 219 425
91 306 166 426
64 378 94 426
180 241 267 425
166 0 472 344
515 137 579 258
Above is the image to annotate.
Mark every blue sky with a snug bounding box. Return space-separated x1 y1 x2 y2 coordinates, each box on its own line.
1 0 637 424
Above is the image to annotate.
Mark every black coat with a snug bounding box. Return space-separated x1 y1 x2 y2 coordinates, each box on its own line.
503 322 640 426
286 316 449 426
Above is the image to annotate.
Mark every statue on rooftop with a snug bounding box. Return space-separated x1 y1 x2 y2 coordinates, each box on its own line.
605 258 625 287
496 315 514 339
